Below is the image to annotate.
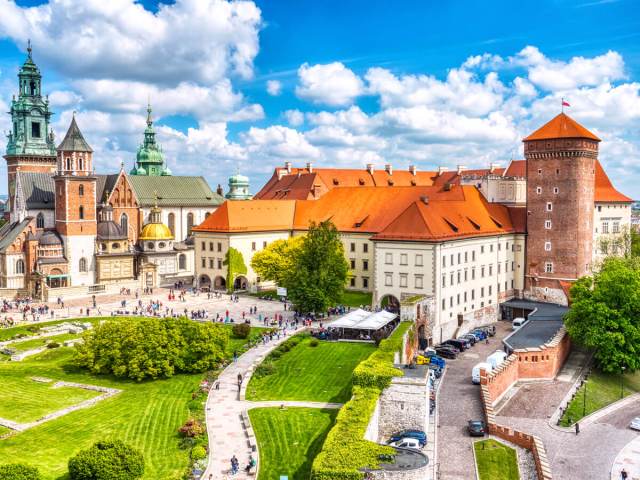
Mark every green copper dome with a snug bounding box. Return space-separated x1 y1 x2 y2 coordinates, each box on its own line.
130 102 169 176
226 169 251 200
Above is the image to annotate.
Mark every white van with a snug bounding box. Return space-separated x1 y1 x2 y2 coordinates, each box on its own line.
471 362 493 384
486 350 508 370
512 317 526 330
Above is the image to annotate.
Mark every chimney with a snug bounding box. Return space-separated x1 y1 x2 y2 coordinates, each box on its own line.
409 165 417 176
216 184 223 196
306 162 313 173
420 195 429 205
277 168 286 180
384 164 393 175
285 161 292 174
437 166 448 176
457 165 467 175
366 163 374 174
489 163 500 174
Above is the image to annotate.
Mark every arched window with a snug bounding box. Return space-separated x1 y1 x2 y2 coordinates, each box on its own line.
79 257 87 272
120 213 128 235
16 259 25 274
187 213 194 236
168 213 175 236
79 206 84 220
36 213 44 229
79 184 84 196
66 157 72 171
78 158 84 171
179 254 187 270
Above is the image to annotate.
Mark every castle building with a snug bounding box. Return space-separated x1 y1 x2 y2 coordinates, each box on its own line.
0 48 223 298
193 113 632 343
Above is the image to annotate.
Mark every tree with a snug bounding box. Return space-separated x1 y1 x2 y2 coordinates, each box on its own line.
68 440 144 480
565 257 640 373
0 464 41 480
286 221 349 313
224 247 247 293
251 236 304 287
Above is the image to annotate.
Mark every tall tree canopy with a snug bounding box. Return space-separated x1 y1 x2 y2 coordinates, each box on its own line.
565 257 640 373
286 221 349 313
251 236 304 287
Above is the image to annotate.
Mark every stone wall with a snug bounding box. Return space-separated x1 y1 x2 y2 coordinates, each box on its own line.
483 353 520 406
377 376 429 443
368 462 430 480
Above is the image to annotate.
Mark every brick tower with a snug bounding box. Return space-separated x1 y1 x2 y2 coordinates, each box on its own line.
524 113 600 304
54 115 97 286
4 43 57 213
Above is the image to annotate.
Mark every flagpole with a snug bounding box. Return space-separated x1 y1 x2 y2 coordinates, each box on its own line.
561 97 564 114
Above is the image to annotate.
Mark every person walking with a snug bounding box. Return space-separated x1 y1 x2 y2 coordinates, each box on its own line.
621 468 628 480
575 421 580 435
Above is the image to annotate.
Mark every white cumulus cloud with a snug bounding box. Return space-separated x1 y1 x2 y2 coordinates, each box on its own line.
296 62 364 107
266 80 282 96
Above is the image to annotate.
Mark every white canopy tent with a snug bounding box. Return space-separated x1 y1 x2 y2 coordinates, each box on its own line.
328 309 370 329
329 309 397 331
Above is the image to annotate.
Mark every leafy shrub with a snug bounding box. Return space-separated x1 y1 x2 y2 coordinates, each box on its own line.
191 445 207 461
309 338 319 347
253 361 275 379
47 341 61 349
232 323 251 339
68 440 144 480
178 418 205 438
74 317 229 381
26 325 40 333
0 463 42 480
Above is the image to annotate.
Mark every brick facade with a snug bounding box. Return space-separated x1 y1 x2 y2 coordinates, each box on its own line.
54 177 97 236
525 137 598 301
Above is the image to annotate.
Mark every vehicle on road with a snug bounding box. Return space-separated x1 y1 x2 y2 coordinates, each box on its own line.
388 430 427 447
429 364 444 378
442 339 467 351
630 417 640 431
487 350 508 370
459 334 477 345
467 420 487 436
471 362 493 384
512 317 526 330
389 437 422 450
434 347 457 359
471 329 488 340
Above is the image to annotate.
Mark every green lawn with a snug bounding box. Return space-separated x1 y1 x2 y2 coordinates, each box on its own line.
560 368 640 426
246 337 375 403
340 290 372 308
0 319 263 480
0 377 100 423
4 333 80 353
0 318 104 342
474 439 519 480
249 407 337 480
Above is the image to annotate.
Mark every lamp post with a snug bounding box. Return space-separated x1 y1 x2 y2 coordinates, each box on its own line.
621 366 626 399
582 379 587 417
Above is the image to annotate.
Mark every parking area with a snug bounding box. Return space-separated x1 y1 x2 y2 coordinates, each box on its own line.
436 321 512 479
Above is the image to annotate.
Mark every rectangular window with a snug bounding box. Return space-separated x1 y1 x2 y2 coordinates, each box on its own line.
400 253 408 265
450 297 453 307
450 254 454 265
471 289 475 300
363 260 369 271
263 241 267 248
464 251 468 263
472 250 476 262
442 299 446 310
545 242 551 251
415 276 423 289
457 271 461 284
400 274 408 288
498 243 501 251
209 242 214 251
415 254 423 266
536 186 542 194
385 252 393 264
489 265 493 276
201 258 206 268
464 269 468 282
385 273 392 287
362 277 369 288
602 221 609 234
545 262 553 273
31 121 41 138
546 202 553 211
490 244 494 253
201 241 206 250
464 291 467 302
442 256 446 268
442 275 446 287
209 259 214 269
363 243 368 253
217 242 222 252
457 253 461 264
251 242 256 251
554 187 559 194
450 273 454 285
613 222 620 233
481 266 485 277
545 220 552 229
456 293 460 305
498 263 501 274
481 246 485 254
489 285 492 295
481 287 485 297
350 259 356 269
350 277 356 287
350 243 355 252
472 267 476 280
217 259 222 269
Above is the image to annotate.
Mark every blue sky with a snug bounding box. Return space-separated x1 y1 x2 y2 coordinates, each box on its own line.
0 0 639 196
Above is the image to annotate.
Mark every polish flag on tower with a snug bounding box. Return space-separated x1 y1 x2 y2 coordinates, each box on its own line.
562 99 570 107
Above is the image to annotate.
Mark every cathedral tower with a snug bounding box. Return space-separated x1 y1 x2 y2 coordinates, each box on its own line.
524 113 600 304
54 115 97 286
130 103 171 176
4 43 57 211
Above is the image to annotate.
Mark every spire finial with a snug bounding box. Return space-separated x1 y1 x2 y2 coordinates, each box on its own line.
27 39 32 59
153 190 158 208
146 96 152 126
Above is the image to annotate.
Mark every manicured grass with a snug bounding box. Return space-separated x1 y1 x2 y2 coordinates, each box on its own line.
0 319 263 479
560 368 640 426
246 337 375 403
340 290 372 308
474 439 519 480
249 407 337 480
4 333 80 353
0 426 11 436
0 377 100 423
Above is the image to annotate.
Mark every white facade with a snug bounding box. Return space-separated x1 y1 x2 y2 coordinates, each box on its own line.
0 253 27 288
592 202 632 264
63 235 96 286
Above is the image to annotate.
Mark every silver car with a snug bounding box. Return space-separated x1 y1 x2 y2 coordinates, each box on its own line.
629 417 640 430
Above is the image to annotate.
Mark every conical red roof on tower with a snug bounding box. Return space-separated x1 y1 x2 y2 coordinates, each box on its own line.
524 113 601 142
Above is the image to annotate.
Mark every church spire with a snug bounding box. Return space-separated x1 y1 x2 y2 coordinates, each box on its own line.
130 101 170 176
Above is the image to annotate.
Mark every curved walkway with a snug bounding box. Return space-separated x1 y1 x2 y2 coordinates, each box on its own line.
201 327 315 479
611 435 640 480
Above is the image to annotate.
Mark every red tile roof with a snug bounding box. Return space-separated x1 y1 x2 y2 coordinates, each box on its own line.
524 113 600 142
504 160 526 178
192 200 296 233
594 160 633 203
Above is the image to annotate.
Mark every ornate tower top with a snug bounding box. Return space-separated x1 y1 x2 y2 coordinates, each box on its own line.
226 168 252 200
130 102 171 176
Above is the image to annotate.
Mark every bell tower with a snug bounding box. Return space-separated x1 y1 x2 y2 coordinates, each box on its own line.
4 42 57 212
54 114 97 286
524 113 600 304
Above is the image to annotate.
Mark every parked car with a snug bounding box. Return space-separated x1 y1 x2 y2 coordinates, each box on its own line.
512 317 526 330
388 430 427 447
389 437 422 450
434 347 457 359
459 334 477 345
430 398 436 414
487 350 508 370
630 417 640 431
482 325 496 337
468 420 487 436
471 362 493 384
428 364 444 378
471 329 488 340
442 339 467 351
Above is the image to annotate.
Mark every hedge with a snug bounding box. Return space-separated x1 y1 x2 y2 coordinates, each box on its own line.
311 322 411 479
0 464 42 480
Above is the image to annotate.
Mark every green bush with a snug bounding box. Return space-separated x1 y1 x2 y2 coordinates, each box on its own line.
74 317 229 381
47 341 61 349
309 338 320 347
0 463 42 479
178 418 205 438
68 440 144 480
253 361 276 379
232 323 251 339
191 445 207 461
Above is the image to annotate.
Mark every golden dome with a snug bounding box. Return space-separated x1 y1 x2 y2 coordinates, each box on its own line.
139 222 173 241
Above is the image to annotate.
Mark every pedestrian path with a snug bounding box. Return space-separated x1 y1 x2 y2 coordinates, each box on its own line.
611 435 640 480
202 328 310 480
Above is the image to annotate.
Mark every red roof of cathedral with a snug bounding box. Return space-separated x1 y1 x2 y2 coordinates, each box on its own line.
524 113 601 142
